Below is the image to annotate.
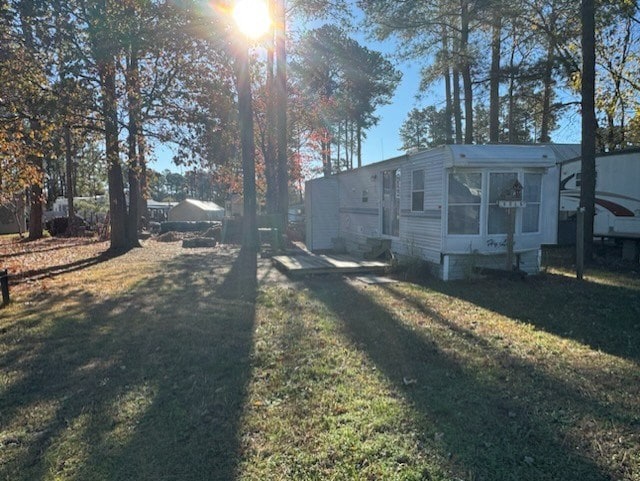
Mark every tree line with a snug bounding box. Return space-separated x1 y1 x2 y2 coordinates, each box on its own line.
364 0 640 152
1 0 406 249
2 0 638 253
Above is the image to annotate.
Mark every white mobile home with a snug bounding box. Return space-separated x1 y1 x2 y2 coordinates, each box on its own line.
559 148 640 242
306 144 580 280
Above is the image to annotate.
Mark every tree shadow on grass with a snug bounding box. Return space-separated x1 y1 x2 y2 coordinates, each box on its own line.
424 272 640 363
0 247 257 481
11 249 122 286
303 275 616 481
0 239 98 261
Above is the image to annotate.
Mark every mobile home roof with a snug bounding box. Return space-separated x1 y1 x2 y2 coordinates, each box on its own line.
444 144 580 168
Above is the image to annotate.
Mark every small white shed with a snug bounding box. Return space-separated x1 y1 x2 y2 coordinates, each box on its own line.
168 199 225 222
306 144 580 280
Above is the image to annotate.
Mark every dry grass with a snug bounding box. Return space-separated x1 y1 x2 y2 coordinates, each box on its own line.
1 236 638 480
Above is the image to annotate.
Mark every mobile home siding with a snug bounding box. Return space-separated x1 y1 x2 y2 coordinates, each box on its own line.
337 169 381 254
444 250 540 280
305 177 339 250
396 149 444 263
305 144 578 280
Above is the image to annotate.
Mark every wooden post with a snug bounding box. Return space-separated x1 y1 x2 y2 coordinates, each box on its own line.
506 207 515 271
576 208 585 280
1 269 9 307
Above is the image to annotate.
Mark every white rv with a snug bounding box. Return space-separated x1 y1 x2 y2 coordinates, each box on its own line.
306 144 580 280
559 148 640 241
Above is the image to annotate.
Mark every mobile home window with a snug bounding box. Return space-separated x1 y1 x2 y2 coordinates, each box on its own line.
488 172 518 234
411 170 425 211
382 169 400 237
522 173 542 233
448 172 481 235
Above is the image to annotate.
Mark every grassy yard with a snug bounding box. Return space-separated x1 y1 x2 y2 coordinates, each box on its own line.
1 237 638 480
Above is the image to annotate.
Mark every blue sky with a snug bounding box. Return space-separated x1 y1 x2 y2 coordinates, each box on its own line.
149 38 434 174
149 5 582 174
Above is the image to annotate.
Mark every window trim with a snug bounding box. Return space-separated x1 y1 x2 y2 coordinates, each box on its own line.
487 172 519 235
521 172 543 234
411 169 425 212
447 171 483 236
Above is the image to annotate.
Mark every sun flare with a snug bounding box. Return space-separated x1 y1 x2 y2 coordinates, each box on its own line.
233 0 271 39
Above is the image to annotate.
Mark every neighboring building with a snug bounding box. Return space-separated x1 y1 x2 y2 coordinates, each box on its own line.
47 196 108 225
51 195 107 216
147 199 174 221
168 198 225 222
288 203 304 222
306 144 580 281
225 194 243 217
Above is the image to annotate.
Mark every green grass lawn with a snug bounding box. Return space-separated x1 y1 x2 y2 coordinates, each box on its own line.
1 242 638 480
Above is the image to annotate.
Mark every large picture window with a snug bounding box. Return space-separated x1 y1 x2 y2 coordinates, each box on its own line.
448 173 481 235
523 173 542 233
488 172 518 234
411 170 425 211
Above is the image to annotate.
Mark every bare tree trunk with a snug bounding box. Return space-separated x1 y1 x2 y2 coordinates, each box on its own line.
235 43 258 250
275 0 288 227
265 9 278 215
18 6 44 240
489 13 501 143
453 67 463 144
64 125 76 229
460 0 473 144
126 47 142 247
540 11 557 143
357 122 362 168
442 27 453 144
28 156 44 241
580 0 597 262
322 131 331 177
100 56 128 250
507 31 517 143
336 121 342 173
138 134 148 224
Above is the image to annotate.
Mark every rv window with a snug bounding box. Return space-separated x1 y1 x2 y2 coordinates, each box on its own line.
522 173 542 233
488 173 518 234
448 173 481 235
362 190 368 203
412 170 425 211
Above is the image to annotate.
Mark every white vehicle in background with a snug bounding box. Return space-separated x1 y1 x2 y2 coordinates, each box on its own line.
558 148 640 259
